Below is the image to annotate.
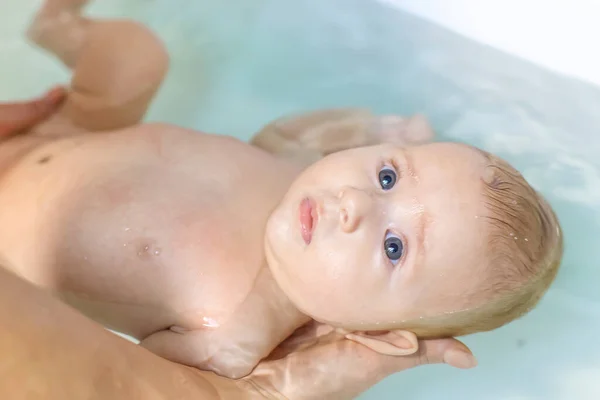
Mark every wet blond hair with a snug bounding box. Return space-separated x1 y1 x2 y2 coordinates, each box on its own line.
401 147 563 338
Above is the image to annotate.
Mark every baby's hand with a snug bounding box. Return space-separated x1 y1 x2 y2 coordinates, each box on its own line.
308 112 435 157
251 109 436 164
140 327 267 379
367 113 435 147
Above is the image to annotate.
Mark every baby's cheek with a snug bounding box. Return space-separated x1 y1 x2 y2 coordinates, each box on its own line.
310 251 361 296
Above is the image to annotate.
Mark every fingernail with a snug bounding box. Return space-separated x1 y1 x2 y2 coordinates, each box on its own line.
444 349 477 369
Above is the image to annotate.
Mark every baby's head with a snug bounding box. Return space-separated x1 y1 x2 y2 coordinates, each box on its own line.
265 141 562 354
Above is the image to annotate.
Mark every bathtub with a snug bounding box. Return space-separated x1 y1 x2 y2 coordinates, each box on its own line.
2 1 599 399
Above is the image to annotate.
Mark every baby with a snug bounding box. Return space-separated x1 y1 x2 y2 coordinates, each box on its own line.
1 0 563 379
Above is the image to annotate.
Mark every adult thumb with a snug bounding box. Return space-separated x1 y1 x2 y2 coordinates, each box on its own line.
382 337 477 374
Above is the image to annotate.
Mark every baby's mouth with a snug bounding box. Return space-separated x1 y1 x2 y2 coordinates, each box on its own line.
299 197 318 245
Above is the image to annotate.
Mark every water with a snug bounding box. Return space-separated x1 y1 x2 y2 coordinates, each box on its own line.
2 0 599 399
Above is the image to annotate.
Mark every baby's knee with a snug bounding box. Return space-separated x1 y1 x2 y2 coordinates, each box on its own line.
73 20 169 96
107 20 169 80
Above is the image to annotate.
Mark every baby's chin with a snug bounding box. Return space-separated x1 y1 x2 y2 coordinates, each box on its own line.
262 214 304 296
267 271 407 332
263 203 291 264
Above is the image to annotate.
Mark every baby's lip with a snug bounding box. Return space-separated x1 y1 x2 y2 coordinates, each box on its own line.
299 197 318 245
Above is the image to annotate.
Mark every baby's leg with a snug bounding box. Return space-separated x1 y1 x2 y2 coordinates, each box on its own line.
27 0 169 132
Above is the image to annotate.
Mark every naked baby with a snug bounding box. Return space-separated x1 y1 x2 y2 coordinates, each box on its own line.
1 0 563 380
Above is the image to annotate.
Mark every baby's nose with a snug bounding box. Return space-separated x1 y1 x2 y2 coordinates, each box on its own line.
338 187 372 233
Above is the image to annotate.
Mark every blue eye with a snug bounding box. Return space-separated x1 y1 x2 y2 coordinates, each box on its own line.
378 167 397 190
384 231 404 264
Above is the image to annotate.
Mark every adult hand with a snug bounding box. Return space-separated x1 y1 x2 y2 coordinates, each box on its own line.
243 321 476 399
0 86 66 138
0 259 474 400
0 263 474 400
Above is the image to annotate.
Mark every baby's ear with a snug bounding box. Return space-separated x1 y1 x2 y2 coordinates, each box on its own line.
345 330 418 356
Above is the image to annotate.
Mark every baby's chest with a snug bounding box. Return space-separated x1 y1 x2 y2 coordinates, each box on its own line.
40 132 283 328
70 177 270 326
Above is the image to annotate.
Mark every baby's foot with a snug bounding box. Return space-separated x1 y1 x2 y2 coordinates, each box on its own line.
27 0 88 41
32 0 89 19
27 0 90 66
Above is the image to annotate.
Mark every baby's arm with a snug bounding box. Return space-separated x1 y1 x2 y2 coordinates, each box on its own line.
140 269 307 380
250 108 435 162
27 0 168 133
140 313 277 380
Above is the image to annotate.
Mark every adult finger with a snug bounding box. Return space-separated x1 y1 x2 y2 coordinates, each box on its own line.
247 336 475 400
0 86 66 137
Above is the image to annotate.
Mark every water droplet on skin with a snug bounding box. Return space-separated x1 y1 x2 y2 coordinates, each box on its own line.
202 316 220 328
509 232 514 236
514 237 518 240
123 243 128 247
154 249 161 256
524 238 529 242
144 246 149 251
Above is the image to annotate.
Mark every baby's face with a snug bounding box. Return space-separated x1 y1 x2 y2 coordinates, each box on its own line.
265 142 493 329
